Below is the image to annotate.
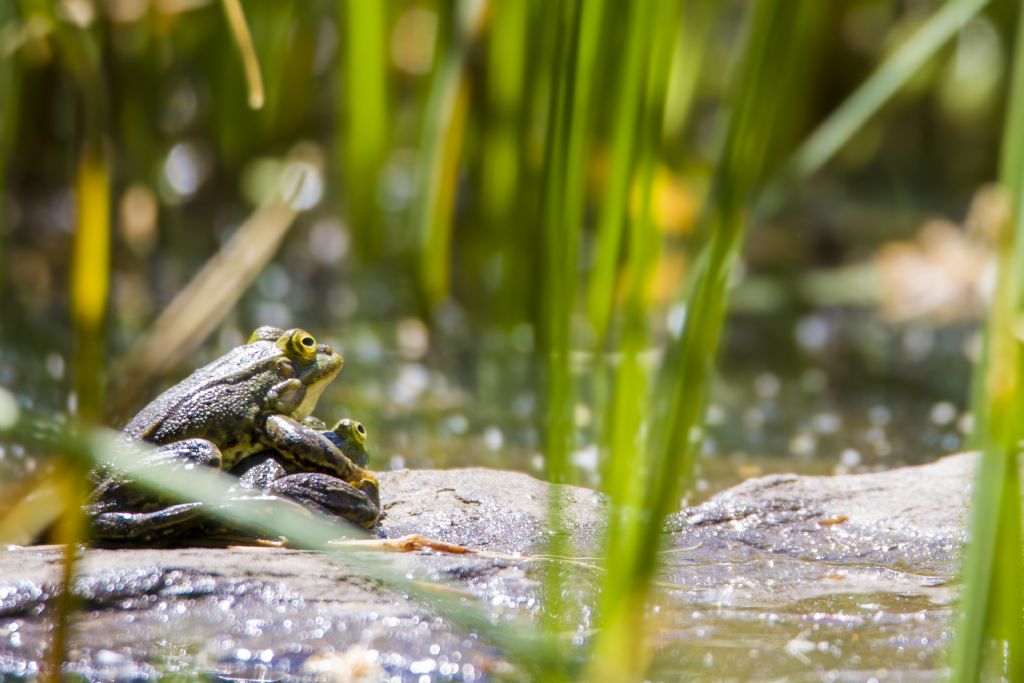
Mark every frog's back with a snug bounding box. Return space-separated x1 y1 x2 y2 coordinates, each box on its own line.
122 342 280 445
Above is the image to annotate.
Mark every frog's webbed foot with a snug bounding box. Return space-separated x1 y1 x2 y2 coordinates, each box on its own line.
269 472 381 529
263 414 372 482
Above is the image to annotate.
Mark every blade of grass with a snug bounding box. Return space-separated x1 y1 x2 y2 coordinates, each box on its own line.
539 0 602 486
951 1 1024 677
536 0 603 657
758 0 990 217
587 0 683 679
662 0 715 143
341 0 389 258
644 0 804 569
413 0 486 311
46 472 86 683
589 3 807 680
481 0 529 326
107 153 317 420
0 465 67 545
71 143 110 424
221 0 264 109
17 10 113 678
0 401 568 679
0 1 19 308
584 2 654 343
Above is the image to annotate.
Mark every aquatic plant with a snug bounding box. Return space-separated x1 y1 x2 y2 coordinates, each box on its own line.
0 0 1018 679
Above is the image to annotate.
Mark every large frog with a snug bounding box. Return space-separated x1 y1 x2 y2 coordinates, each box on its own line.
87 326 381 543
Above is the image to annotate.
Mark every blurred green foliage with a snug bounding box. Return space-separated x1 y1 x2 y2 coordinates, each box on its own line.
1 0 1023 680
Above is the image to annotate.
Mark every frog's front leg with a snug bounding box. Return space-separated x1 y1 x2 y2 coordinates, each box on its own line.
263 414 377 489
87 438 222 544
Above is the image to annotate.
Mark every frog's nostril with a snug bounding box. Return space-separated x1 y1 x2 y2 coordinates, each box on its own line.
321 344 333 355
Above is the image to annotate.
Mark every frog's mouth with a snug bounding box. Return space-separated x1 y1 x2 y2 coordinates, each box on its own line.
292 347 344 419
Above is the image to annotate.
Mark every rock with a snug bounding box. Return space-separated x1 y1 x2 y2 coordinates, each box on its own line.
0 455 979 680
379 467 605 553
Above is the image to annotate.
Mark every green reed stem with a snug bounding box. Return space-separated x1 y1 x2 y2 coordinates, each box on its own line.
481 0 529 326
952 1 1024 678
662 0 715 143
341 0 389 258
588 5 805 680
645 0 802 558
539 0 600 486
46 472 86 683
413 0 484 311
0 2 17 308
587 2 683 679
585 2 651 343
71 143 110 424
536 1 602 662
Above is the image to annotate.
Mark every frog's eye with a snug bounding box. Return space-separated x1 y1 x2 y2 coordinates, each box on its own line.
282 328 318 360
337 418 367 443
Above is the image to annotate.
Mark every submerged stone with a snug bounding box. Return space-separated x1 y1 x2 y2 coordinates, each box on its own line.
0 454 977 680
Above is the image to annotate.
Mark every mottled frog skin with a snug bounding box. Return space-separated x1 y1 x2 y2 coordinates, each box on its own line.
87 326 381 544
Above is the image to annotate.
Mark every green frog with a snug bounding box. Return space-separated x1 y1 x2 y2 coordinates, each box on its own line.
87 326 381 544
228 417 376 521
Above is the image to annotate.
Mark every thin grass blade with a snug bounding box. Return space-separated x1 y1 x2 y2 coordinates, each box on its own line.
341 0 389 257
585 1 652 343
413 0 485 311
952 1 1024 676
221 0 264 110
759 0 989 216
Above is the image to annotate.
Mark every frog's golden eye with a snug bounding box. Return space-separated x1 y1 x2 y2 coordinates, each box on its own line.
337 418 367 443
281 328 318 360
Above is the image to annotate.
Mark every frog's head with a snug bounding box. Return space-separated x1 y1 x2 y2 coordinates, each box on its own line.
248 326 344 419
330 417 371 468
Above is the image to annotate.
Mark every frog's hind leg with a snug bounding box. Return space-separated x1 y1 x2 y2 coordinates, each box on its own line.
91 502 206 544
88 438 223 544
91 438 223 502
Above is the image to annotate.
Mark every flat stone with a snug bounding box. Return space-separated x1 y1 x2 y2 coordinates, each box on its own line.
0 454 979 680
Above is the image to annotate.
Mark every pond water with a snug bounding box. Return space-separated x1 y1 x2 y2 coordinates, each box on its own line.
317 306 973 499
0 294 975 681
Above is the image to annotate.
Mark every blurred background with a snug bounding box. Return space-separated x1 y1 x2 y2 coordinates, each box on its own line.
0 0 1006 497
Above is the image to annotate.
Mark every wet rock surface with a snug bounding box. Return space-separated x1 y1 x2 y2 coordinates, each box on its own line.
0 456 975 680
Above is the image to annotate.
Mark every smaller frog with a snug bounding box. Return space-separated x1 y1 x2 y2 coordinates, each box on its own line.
229 417 378 527
88 326 381 544
298 417 372 468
